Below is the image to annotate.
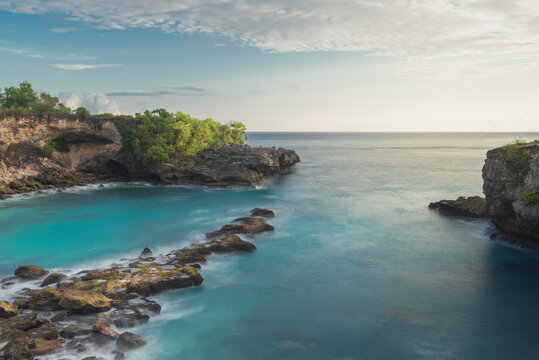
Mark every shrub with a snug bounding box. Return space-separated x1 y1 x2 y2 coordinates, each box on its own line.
523 191 539 208
42 138 69 156
502 138 534 183
74 107 90 119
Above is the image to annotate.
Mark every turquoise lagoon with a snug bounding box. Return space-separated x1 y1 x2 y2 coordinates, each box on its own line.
1 132 539 359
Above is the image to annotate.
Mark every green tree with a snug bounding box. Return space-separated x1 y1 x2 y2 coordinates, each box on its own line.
0 81 37 108
74 106 91 119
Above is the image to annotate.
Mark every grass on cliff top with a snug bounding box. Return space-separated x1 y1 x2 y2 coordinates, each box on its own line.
502 138 537 183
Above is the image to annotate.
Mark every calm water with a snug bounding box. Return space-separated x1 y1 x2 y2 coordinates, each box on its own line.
1 132 539 360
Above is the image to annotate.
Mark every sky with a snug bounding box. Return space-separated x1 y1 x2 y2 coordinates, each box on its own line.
0 0 538 132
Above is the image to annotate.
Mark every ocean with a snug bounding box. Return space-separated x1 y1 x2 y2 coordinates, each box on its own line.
1 132 539 360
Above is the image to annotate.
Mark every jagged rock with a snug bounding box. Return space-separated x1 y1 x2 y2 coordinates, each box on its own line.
59 324 92 339
14 265 48 280
0 301 17 318
40 273 67 287
93 320 118 338
26 322 59 340
206 234 256 253
58 290 112 313
14 288 63 311
483 142 538 240
250 208 275 218
6 312 40 331
139 247 153 259
206 217 274 238
110 310 150 328
116 332 146 351
429 196 487 218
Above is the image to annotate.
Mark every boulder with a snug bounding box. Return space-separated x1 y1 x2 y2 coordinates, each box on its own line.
40 273 67 287
14 265 48 280
116 332 146 351
93 320 118 338
0 300 17 319
250 208 275 218
139 247 153 259
206 217 274 238
59 290 112 313
14 287 63 311
207 234 256 253
428 196 488 218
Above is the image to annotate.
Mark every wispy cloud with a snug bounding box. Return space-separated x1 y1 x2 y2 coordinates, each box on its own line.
2 1 539 77
107 86 209 97
49 27 79 33
52 63 122 71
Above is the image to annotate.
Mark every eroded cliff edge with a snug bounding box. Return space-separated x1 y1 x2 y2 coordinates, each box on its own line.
482 141 538 241
0 114 300 196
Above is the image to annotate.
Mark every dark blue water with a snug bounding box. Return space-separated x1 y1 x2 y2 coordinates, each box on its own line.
1 133 539 360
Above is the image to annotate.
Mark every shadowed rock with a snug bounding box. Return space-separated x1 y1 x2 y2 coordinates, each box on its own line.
14 265 48 280
116 332 146 352
429 196 487 218
40 273 67 287
250 208 275 218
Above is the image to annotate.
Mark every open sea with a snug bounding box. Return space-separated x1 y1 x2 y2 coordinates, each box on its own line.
1 132 539 360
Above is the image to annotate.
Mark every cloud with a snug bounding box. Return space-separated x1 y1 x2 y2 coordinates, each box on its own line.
58 92 121 114
107 87 209 97
52 63 122 71
2 0 539 76
49 27 79 33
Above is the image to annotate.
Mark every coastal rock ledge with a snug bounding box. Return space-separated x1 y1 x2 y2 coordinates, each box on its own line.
430 141 538 242
0 114 300 196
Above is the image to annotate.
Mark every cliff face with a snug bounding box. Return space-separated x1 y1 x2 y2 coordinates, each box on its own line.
482 142 538 241
0 115 300 195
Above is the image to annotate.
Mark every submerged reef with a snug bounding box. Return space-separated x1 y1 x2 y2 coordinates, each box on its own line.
0 208 276 359
430 140 538 242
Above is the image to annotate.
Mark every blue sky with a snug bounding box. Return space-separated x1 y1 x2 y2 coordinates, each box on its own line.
0 1 538 131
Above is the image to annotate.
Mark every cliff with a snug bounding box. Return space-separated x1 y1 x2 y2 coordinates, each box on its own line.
0 114 300 196
482 141 538 241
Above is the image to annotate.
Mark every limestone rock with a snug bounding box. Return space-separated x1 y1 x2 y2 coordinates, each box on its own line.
59 290 112 313
0 301 17 319
14 265 48 280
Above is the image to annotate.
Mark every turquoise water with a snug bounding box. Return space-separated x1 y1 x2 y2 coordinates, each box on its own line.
1 132 539 360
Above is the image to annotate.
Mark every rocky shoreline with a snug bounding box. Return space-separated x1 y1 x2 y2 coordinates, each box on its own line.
0 208 276 359
429 141 538 242
0 114 300 198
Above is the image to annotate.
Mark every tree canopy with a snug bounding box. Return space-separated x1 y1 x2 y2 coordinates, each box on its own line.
116 109 247 166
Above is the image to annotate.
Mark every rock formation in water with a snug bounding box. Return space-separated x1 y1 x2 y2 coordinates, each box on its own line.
482 141 538 241
430 140 538 242
0 209 275 359
429 196 488 218
0 114 300 196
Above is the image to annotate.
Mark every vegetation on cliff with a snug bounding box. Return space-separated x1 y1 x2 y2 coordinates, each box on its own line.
115 109 246 166
0 82 247 166
0 81 80 116
502 138 537 183
523 191 539 208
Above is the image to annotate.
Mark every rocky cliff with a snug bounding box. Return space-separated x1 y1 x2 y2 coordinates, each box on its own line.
0 114 300 196
482 141 538 241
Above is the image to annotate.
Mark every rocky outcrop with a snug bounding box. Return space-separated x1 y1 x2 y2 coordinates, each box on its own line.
483 142 538 241
0 208 276 359
14 265 48 280
429 196 487 218
0 115 300 196
156 144 300 186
